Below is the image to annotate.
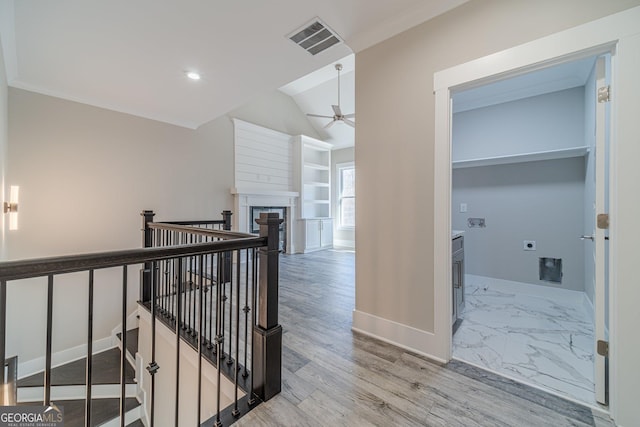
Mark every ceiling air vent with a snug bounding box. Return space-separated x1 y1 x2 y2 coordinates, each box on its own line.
288 18 343 55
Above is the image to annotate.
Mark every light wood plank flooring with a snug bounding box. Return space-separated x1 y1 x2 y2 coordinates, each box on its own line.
234 250 614 427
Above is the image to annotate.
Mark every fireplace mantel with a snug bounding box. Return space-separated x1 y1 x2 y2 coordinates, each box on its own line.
231 188 299 254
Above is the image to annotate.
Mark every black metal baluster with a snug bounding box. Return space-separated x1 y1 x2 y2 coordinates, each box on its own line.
186 238 193 334
170 231 176 321
85 270 94 427
44 275 54 406
197 255 205 425
227 252 234 365
162 230 168 316
220 259 227 361
0 279 6 406
174 258 182 427
215 252 223 427
207 253 214 350
148 261 159 427
233 249 242 416
120 266 127 427
249 248 258 404
243 249 250 378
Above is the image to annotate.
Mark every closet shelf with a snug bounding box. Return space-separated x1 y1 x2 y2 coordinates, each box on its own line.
452 146 589 169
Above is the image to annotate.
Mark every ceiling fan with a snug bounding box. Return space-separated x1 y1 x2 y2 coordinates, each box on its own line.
307 63 355 128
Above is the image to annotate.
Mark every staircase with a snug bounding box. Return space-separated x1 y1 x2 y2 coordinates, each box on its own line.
16 330 142 427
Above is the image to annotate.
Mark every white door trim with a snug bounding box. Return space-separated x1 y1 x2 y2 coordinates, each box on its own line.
433 6 640 423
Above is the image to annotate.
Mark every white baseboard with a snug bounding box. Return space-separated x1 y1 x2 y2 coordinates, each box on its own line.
18 336 115 380
333 239 355 249
99 403 142 427
351 310 446 364
18 383 137 402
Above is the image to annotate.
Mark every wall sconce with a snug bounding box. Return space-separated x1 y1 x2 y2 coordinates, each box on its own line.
3 185 19 230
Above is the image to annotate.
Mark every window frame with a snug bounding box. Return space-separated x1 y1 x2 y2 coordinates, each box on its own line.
336 161 355 230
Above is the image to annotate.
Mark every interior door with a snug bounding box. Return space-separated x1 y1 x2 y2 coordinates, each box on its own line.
593 55 610 405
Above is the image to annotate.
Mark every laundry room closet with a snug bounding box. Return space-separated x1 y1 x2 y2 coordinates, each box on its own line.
449 56 604 406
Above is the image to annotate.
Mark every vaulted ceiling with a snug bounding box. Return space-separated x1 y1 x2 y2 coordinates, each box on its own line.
0 0 467 130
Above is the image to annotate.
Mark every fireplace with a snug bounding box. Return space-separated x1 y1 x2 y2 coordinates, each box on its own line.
250 206 287 252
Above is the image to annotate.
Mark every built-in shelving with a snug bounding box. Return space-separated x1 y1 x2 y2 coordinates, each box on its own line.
452 146 589 169
293 135 334 253
295 135 333 219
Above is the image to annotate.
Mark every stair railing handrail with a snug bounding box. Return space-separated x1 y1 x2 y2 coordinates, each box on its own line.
147 223 252 241
0 237 265 282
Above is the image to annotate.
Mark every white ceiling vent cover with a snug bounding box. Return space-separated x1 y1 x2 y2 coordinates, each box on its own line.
288 18 343 55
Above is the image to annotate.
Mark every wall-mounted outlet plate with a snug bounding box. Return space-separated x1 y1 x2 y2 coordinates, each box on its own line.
524 240 536 251
468 218 485 228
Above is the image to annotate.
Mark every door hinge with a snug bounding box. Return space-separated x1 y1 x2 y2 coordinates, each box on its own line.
597 213 610 229
598 85 610 103
597 340 609 357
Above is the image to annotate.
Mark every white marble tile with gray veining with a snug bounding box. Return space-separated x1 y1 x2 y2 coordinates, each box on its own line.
453 274 596 406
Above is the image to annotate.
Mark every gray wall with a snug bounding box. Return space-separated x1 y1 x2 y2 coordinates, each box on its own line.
583 65 597 304
452 158 586 291
452 87 586 291
453 87 586 160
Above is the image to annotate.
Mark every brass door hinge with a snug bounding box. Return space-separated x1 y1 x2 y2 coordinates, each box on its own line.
598 85 610 103
597 340 609 357
597 213 610 229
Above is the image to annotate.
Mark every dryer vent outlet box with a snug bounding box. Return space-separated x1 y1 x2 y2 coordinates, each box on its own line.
539 257 562 283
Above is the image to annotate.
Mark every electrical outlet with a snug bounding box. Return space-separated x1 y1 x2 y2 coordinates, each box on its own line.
460 203 468 213
524 240 536 251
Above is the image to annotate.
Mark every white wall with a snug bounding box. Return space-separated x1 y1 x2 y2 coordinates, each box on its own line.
331 147 355 248
0 26 8 260
4 87 318 367
137 309 236 425
452 88 586 291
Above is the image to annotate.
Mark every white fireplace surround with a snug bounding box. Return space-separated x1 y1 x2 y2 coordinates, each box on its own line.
231 188 299 254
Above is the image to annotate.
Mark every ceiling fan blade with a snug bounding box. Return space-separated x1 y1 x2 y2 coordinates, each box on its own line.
343 113 355 118
307 113 333 119
324 120 336 129
332 105 342 116
342 118 355 128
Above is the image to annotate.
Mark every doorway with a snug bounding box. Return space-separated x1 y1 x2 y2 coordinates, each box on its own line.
447 55 610 407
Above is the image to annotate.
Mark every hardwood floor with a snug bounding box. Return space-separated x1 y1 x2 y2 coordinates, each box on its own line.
234 249 614 427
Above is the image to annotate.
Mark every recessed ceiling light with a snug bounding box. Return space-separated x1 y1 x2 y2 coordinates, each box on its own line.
186 71 201 81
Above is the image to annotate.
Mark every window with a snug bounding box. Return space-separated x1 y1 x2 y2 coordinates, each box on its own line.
337 162 355 229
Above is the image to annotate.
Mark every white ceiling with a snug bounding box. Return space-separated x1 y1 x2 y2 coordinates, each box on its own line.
452 55 597 113
0 0 467 130
281 54 355 149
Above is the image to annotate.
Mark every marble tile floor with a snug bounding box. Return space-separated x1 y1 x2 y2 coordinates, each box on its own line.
453 274 597 407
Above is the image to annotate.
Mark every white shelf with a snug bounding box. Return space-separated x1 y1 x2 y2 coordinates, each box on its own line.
304 162 330 170
452 146 589 169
